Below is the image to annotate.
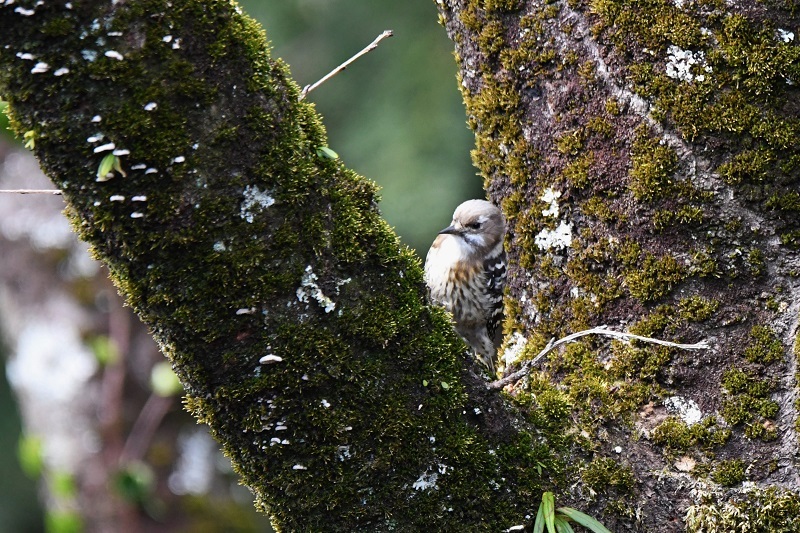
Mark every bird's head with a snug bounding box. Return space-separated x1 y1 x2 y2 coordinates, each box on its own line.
438 199 505 257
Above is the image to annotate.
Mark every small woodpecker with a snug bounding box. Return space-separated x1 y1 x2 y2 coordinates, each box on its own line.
424 199 506 374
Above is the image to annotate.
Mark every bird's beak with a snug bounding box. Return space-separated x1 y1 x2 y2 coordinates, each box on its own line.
438 225 459 235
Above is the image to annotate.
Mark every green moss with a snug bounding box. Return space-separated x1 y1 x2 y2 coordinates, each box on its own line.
581 457 635 494
650 416 730 453
677 296 719 322
604 98 621 116
720 367 779 441
582 196 621 223
555 129 584 156
652 205 704 231
625 252 686 302
577 60 596 85
718 149 775 185
628 127 678 202
586 116 614 138
721 368 771 397
561 152 594 188
744 325 784 365
747 249 766 276
686 488 800 531
484 0 523 11
711 460 746 487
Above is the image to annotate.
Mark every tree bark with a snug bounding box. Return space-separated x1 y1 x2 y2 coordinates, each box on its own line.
1 0 799 530
438 0 800 529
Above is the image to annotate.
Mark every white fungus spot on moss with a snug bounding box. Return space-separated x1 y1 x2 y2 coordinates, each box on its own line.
296 265 336 313
534 221 573 250
540 187 561 218
53 67 70 76
240 185 275 223
112 148 129 156
412 471 438 491
31 62 49 74
16 52 35 60
665 45 709 83
144 102 157 111
664 395 703 425
292 464 307 470
131 195 147 202
93 142 115 153
109 195 125 202
259 354 283 364
130 212 144 219
104 50 124 60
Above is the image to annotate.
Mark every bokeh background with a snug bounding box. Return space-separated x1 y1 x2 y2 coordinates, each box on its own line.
0 1 479 531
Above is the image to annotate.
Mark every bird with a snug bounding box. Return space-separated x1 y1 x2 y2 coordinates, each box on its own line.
424 199 506 374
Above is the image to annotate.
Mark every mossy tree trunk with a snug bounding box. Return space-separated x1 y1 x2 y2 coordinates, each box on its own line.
437 0 800 530
1 0 799 531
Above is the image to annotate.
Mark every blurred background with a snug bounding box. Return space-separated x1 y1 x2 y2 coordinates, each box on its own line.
0 1 478 531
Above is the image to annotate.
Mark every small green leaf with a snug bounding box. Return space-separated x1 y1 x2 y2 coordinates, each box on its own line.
557 507 613 533
543 491 556 533
316 146 339 160
17 434 44 478
96 153 117 181
533 499 545 533
150 361 183 396
112 154 127 177
553 516 575 533
422 379 428 387
440 381 450 390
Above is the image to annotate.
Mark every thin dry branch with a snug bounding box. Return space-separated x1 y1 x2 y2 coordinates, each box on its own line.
299 30 393 100
0 189 62 194
487 326 709 390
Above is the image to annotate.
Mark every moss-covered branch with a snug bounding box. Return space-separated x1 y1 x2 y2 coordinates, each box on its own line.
0 0 548 530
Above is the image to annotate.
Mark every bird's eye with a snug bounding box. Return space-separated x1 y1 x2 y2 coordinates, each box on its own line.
466 222 481 230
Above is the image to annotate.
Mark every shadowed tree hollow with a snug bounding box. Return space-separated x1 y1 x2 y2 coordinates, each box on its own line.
1 0 799 531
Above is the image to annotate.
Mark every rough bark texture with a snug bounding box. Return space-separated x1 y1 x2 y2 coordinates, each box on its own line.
438 0 800 530
1 1 544 531
2 0 800 530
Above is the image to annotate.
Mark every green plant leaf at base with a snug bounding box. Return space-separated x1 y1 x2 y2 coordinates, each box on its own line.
557 507 613 533
543 491 556 533
534 499 546 533
554 515 575 533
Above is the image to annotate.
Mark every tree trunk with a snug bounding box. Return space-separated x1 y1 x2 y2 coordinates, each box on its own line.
1 0 799 530
438 0 800 529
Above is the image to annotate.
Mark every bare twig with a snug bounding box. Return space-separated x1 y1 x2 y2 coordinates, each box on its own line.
0 189 62 194
299 30 393 100
487 325 709 390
